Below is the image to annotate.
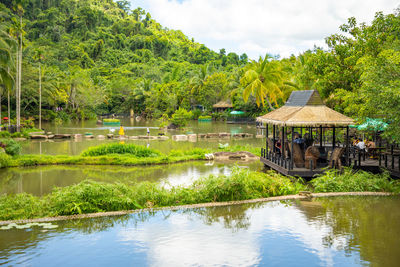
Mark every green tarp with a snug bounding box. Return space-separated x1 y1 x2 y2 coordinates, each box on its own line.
350 118 388 131
230 111 245 115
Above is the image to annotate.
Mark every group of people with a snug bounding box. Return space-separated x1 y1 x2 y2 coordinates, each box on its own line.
353 138 376 152
274 132 312 155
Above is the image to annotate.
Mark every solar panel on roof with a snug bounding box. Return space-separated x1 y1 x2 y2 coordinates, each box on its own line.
284 90 323 106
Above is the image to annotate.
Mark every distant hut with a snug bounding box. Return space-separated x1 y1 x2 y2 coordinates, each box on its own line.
257 90 354 177
213 100 233 113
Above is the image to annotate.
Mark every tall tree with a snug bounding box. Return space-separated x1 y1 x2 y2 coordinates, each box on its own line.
240 54 284 109
33 48 44 129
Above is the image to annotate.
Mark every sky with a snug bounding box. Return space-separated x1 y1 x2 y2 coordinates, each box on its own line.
131 0 398 59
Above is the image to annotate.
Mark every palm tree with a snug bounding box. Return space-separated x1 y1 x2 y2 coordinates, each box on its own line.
240 54 284 110
189 64 213 107
0 25 15 126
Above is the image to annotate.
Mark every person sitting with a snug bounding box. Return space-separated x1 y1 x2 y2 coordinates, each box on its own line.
294 133 305 150
275 139 282 155
352 138 359 146
366 139 376 158
356 139 365 151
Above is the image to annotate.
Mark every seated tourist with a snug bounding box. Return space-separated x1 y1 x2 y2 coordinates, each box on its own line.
275 139 282 154
356 139 366 150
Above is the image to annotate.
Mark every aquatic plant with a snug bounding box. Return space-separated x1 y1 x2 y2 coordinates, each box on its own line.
81 143 162 157
0 167 305 220
311 168 400 193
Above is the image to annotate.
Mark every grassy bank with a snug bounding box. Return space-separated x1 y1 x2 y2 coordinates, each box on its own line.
0 143 262 169
0 168 305 220
1 167 399 221
0 144 210 169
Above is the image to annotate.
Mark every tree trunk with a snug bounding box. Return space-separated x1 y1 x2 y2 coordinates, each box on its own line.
15 46 19 130
39 61 42 129
7 89 10 127
266 97 275 110
17 16 22 131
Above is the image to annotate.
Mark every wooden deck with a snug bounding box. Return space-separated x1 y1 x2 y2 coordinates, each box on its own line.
260 150 400 179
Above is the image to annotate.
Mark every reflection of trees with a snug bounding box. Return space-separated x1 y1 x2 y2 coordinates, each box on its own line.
187 203 262 232
297 196 400 266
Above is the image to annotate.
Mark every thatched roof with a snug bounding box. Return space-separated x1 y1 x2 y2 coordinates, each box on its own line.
257 90 354 127
213 100 233 109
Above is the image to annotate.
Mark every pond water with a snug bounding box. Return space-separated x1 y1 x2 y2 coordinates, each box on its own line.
21 120 264 155
1 196 399 266
0 161 262 196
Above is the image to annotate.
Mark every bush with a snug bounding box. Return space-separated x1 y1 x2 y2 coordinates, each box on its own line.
0 138 22 156
0 131 11 138
198 115 212 120
81 143 162 157
0 153 11 168
170 108 193 128
311 168 400 193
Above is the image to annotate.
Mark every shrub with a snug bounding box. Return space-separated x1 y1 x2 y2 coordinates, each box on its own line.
198 115 212 120
0 131 11 138
311 168 400 193
0 138 22 156
0 153 11 168
81 143 162 157
170 108 193 128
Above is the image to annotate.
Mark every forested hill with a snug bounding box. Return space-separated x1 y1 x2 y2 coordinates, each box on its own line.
0 0 249 119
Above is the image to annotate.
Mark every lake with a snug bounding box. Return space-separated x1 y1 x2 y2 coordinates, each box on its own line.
1 196 399 266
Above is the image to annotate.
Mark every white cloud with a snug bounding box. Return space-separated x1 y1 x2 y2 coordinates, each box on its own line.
132 0 397 59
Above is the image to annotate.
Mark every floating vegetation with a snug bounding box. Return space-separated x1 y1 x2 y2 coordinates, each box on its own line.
0 222 58 230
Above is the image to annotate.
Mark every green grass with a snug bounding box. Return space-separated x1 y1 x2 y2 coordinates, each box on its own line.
81 143 162 157
0 144 210 169
0 167 306 220
217 144 262 156
311 168 400 193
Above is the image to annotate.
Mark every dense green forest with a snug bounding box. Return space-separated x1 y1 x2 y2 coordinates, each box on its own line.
0 0 399 141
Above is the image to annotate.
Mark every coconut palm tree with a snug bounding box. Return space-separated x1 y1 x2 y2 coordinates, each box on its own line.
0 25 16 125
240 54 284 110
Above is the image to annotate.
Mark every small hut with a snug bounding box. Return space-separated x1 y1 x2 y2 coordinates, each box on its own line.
257 90 354 177
213 100 233 113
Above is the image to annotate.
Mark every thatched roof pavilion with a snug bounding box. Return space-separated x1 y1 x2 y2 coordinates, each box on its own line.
258 90 355 178
257 90 354 127
213 100 233 111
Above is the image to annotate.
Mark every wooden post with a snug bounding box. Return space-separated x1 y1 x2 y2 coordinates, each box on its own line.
391 145 394 170
273 125 276 154
266 124 269 157
290 126 294 170
281 126 285 159
320 125 323 147
346 126 349 166
332 126 336 150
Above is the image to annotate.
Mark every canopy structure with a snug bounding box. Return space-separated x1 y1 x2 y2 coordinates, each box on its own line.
257 90 354 127
230 110 245 115
351 118 388 132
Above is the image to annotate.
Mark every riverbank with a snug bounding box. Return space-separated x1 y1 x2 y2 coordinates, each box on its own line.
0 192 394 226
1 167 399 221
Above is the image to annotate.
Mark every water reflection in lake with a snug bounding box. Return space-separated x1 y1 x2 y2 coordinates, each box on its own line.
1 196 399 266
0 161 262 196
